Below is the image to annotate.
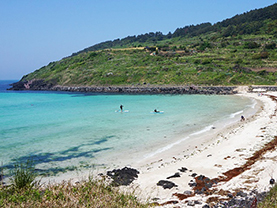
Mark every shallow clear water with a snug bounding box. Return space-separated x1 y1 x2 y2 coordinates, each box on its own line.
0 81 256 176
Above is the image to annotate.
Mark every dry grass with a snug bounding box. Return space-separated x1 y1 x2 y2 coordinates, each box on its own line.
0 177 150 208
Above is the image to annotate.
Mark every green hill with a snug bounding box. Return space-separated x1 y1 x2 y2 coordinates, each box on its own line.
18 3 277 87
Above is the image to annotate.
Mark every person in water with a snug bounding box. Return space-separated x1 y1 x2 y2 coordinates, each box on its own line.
120 105 123 112
154 109 159 113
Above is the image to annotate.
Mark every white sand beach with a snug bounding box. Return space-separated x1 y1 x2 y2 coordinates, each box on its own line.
125 91 277 207
41 91 277 207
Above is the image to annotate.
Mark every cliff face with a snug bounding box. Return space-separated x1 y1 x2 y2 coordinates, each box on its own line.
8 79 56 91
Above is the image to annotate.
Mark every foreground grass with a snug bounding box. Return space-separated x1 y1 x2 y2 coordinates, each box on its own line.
258 184 277 208
0 178 150 208
1 161 277 207
2 180 277 208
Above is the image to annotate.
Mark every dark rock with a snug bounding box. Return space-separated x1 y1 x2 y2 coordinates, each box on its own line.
208 189 269 208
107 167 139 186
227 198 240 207
188 182 197 187
184 190 193 195
270 178 275 185
205 181 214 189
196 175 205 181
187 200 202 206
236 191 247 197
151 197 160 201
160 200 179 206
157 180 177 189
8 81 25 90
195 200 202 205
166 172 181 179
195 186 208 195
202 205 210 208
250 189 258 195
191 173 197 177
179 167 188 172
187 200 195 206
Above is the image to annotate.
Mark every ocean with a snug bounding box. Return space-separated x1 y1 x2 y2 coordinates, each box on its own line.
0 80 257 179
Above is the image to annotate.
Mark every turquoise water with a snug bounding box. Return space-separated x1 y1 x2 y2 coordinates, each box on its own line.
0 81 256 177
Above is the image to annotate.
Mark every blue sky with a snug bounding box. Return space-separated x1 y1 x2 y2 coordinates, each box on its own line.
1 0 276 80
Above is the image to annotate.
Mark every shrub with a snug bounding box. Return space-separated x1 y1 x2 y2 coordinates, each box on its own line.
257 70 268 76
244 41 260 49
199 42 212 51
202 59 212 65
252 53 262 59
10 161 38 190
260 51 269 59
265 42 276 49
235 58 243 64
252 52 269 59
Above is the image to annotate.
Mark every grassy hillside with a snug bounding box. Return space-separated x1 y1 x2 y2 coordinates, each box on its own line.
22 34 277 86
20 3 277 86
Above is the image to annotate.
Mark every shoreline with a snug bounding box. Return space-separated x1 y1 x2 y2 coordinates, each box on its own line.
5 85 277 206
8 80 238 95
7 79 277 95
135 94 259 166
38 91 277 207
38 93 257 183
126 92 277 207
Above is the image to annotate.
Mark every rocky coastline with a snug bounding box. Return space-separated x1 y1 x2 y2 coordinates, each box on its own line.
9 79 277 95
8 79 237 95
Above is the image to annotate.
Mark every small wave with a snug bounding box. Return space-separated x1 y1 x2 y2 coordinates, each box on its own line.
144 125 215 159
190 125 214 136
247 99 257 109
230 110 243 118
144 136 190 159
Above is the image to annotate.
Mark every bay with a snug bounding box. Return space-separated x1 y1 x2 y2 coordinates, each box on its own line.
0 80 256 177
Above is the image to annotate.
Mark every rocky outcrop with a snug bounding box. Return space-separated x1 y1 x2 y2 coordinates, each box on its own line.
8 79 56 91
8 79 238 95
106 167 139 186
51 85 237 95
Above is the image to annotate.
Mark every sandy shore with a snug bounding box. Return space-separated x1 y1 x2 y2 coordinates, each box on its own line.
40 91 277 207
121 91 277 207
